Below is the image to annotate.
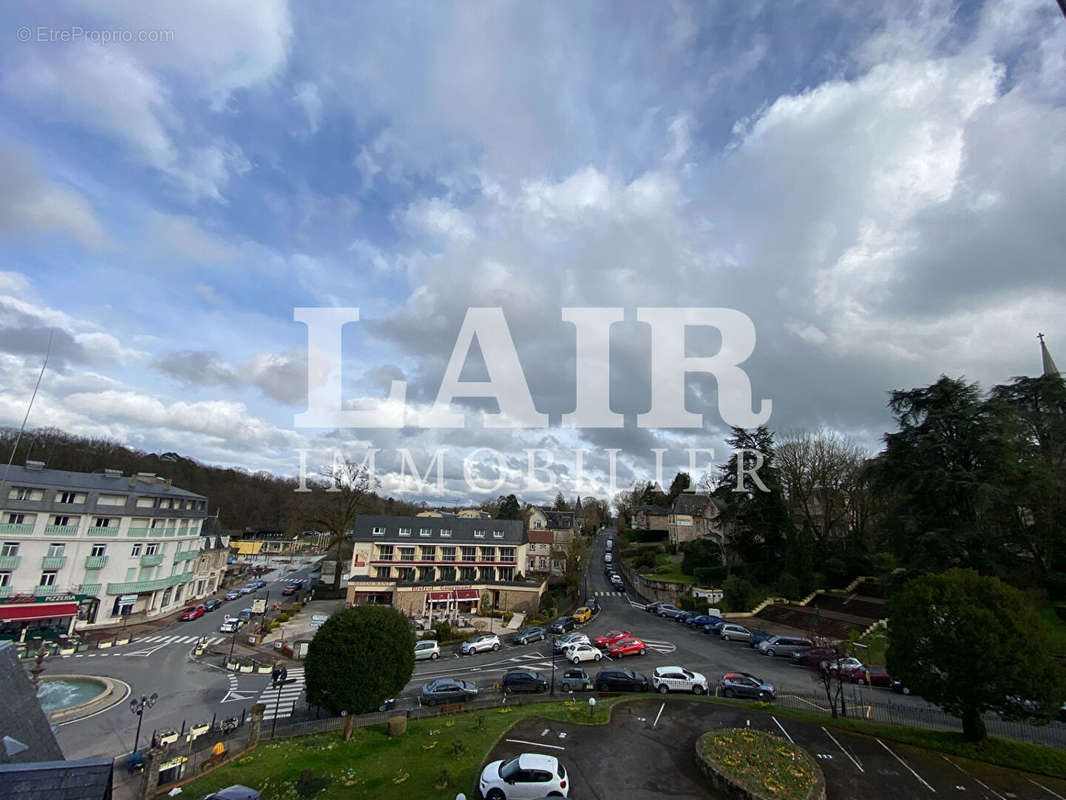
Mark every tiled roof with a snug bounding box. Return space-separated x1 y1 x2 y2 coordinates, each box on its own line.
0 642 63 765
353 515 526 545
0 465 204 499
671 493 718 516
0 758 113 800
533 508 575 529
526 530 553 544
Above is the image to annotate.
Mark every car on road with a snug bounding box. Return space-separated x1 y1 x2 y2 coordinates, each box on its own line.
549 616 577 634
421 678 478 705
718 623 752 642
603 552 613 564
179 605 206 621
479 753 569 800
645 601 668 614
844 664 891 686
565 643 604 664
237 608 254 622
607 637 647 658
560 668 594 692
502 669 549 694
651 666 709 695
459 633 501 655
414 640 441 661
512 626 546 645
595 667 649 692
758 635 814 657
610 574 624 590
791 647 841 668
553 632 590 653
677 611 700 625
224 590 241 601
606 538 613 551
571 606 593 624
720 671 777 701
219 618 244 633
203 599 222 612
239 585 255 595
281 584 298 596
592 630 631 649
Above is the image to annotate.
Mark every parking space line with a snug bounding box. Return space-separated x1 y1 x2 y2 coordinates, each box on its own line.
652 703 665 728
1028 778 1066 800
821 727 864 773
877 739 935 792
772 716 794 744
940 756 1006 800
505 738 565 751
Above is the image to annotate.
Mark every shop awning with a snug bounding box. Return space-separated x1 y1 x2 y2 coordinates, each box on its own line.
0 602 79 622
427 591 453 601
454 589 481 601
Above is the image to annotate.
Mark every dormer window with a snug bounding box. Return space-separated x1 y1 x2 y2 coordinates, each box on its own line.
372 527 387 536
419 528 432 537
398 528 411 537
473 530 485 539
439 529 452 538
492 530 504 539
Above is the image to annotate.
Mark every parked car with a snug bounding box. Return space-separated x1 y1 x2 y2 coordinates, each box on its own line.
201 786 262 800
749 630 773 648
645 601 667 614
239 585 255 595
684 614 713 628
583 598 600 615
219 618 244 633
237 608 254 622
604 552 613 564
252 579 266 589
758 635 814 657
203 599 222 612
179 605 206 621
651 666 709 695
565 643 604 664
459 633 501 655
791 647 841 668
421 679 477 705
595 667 649 692
718 623 752 642
657 605 685 619
845 664 892 686
606 538 613 551
821 656 864 674
607 637 647 658
414 640 440 661
479 754 569 800
554 632 590 653
502 669 549 694
561 668 593 692
512 626 546 645
677 611 701 625
700 617 726 634
571 606 593 624
720 671 777 701
592 630 631 649
890 680 912 695
549 616 577 634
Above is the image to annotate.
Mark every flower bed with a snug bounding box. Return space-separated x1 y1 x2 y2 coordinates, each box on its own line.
696 729 824 800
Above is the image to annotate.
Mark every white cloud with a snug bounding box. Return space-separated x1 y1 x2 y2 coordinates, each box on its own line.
148 212 238 263
293 82 323 133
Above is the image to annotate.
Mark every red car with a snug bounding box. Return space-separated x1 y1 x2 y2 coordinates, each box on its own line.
179 605 206 621
593 630 631 649
844 664 892 686
281 585 297 596
607 637 647 658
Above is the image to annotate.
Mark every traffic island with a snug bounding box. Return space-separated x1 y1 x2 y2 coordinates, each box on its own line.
695 728 825 800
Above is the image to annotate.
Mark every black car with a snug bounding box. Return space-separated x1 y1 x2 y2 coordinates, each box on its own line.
584 598 600 615
513 626 546 645
502 669 549 694
595 668 649 692
203 599 222 612
420 679 478 706
548 616 576 634
560 668 593 692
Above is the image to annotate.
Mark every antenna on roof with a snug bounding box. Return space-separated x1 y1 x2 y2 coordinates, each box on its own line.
0 328 54 498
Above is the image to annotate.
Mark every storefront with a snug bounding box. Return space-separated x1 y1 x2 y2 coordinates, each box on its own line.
0 594 85 642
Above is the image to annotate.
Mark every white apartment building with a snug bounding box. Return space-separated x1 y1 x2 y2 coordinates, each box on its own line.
0 461 214 637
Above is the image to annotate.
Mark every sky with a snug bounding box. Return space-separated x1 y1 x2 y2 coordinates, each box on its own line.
0 0 1063 505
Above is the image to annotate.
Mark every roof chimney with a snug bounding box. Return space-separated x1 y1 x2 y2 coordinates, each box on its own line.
25 460 44 471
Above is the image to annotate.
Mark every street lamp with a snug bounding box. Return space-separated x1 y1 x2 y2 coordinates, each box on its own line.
550 632 557 696
129 692 158 754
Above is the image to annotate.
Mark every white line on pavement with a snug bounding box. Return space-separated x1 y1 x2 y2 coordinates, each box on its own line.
940 756 1006 800
877 739 935 792
822 727 864 773
505 738 565 751
772 716 794 744
1028 778 1066 800
652 703 665 728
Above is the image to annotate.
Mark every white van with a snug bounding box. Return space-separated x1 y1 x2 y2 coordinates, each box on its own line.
604 552 613 564
605 538 614 551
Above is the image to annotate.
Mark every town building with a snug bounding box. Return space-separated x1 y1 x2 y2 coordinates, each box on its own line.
667 490 723 547
346 514 544 616
632 505 671 533
527 506 577 574
0 462 215 636
525 529 553 575
230 527 308 559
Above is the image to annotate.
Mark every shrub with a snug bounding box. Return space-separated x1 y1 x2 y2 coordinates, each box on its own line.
776 572 802 600
723 575 759 611
693 565 726 587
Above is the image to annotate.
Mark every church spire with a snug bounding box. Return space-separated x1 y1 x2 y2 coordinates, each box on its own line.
1039 333 1059 377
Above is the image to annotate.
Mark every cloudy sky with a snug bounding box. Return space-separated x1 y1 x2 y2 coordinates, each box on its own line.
0 0 1063 504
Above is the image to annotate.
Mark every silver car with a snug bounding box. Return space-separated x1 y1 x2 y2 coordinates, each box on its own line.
719 623 753 643
553 632 590 653
459 633 501 654
414 640 440 660
757 635 814 657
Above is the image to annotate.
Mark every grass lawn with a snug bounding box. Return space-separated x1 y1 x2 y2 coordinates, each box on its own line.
174 699 622 800
639 552 692 584
1037 605 1066 658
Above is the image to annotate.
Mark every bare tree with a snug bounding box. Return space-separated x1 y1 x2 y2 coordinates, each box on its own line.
304 460 379 591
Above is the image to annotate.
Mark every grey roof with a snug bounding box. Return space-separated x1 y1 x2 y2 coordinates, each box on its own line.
532 508 575 529
635 505 671 515
0 758 113 800
0 643 63 765
353 515 526 545
0 465 204 500
671 493 718 516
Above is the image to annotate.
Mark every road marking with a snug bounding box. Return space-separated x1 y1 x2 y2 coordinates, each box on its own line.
772 716 795 744
652 703 665 728
1027 778 1066 800
504 738 565 751
877 739 935 792
940 756 1006 800
822 727 863 773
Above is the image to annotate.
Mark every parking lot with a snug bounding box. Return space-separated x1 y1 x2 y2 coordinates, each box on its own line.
481 698 1066 800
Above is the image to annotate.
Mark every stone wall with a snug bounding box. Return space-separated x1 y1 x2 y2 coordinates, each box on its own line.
616 558 692 604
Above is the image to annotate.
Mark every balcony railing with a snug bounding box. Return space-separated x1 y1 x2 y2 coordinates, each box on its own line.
165 528 177 537
173 550 199 563
0 586 10 598
41 556 67 569
87 526 119 537
84 555 108 569
127 527 150 538
0 555 20 569
140 553 164 566
0 523 34 536
35 584 58 595
44 524 80 537
106 571 193 596
76 583 101 595
149 527 167 538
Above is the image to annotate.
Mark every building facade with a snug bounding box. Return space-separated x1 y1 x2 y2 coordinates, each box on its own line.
667 491 723 547
346 514 544 615
0 462 212 635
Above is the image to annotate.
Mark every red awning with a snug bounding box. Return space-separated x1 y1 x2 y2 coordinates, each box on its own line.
454 589 480 600
0 602 79 622
427 591 454 601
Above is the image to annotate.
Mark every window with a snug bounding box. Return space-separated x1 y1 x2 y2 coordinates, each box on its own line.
90 543 106 557
398 546 415 561
131 543 142 556
1 542 18 557
9 487 43 501
440 546 456 561
480 547 496 562
377 544 394 561
0 572 9 586
473 529 486 538
439 528 452 538
97 494 126 506
421 546 436 561
374 566 391 579
462 546 477 562
150 519 164 529
492 530 505 539
459 567 476 582
136 497 154 509
398 527 411 537
47 543 65 557
57 491 82 504
372 526 387 536
92 517 113 527
498 567 515 581
145 543 159 555
396 567 415 581
6 513 24 524
39 570 57 586
52 515 72 526
125 567 136 581
419 528 432 537
500 547 516 563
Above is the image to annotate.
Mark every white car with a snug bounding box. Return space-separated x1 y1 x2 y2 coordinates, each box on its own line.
603 552 613 563
565 643 603 664
479 753 570 799
651 666 709 695
553 632 590 653
414 640 440 661
459 633 501 655
719 623 753 643
822 656 863 673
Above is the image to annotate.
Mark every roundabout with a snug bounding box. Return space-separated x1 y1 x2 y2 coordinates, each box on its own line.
695 728 825 800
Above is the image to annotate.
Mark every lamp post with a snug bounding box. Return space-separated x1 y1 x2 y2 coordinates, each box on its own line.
130 692 158 754
550 632 557 696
